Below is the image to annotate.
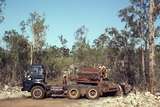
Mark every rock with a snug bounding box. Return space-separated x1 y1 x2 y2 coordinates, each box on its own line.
155 92 160 96
4 85 9 91
78 92 160 107
0 86 30 100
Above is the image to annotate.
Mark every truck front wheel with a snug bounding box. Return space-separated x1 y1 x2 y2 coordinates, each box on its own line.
31 86 45 99
86 87 99 99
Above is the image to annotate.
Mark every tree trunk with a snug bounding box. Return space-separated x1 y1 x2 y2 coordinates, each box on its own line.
140 47 146 88
30 43 33 65
148 0 156 93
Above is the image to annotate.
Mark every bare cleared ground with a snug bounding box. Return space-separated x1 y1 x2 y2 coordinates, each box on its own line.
1 94 160 107
0 86 160 107
0 97 84 107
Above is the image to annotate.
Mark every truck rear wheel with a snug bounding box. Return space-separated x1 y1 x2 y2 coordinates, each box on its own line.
86 87 99 99
31 86 45 99
67 87 80 99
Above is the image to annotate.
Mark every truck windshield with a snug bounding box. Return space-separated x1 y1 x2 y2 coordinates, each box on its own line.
31 66 45 79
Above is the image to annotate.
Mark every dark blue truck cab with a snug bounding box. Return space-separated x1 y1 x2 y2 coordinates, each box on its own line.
22 64 70 99
22 64 46 92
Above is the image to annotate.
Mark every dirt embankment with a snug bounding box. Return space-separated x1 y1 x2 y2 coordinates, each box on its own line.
0 86 160 107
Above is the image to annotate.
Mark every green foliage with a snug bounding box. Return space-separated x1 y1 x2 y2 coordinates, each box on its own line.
0 29 30 84
20 12 47 64
71 25 90 65
3 30 30 63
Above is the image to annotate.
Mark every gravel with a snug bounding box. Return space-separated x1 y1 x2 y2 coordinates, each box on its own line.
71 92 160 107
0 85 30 99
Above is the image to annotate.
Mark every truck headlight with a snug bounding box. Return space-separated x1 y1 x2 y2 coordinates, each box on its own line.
27 76 31 80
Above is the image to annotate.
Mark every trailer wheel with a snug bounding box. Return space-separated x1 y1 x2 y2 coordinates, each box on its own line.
86 87 99 99
31 86 45 99
67 87 80 99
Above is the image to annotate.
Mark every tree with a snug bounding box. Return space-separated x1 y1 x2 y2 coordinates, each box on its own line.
103 27 138 84
93 33 110 48
21 12 47 64
2 30 30 83
93 32 111 66
58 35 69 57
119 0 160 92
59 35 67 48
119 0 149 87
148 0 155 93
72 25 90 65
75 25 88 41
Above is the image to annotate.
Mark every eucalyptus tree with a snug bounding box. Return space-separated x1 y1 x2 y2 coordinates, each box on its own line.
3 30 30 82
119 0 160 92
20 12 47 64
58 35 69 57
72 25 89 65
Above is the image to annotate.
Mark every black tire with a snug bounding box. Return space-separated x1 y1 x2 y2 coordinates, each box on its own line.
67 87 80 99
31 86 45 99
86 87 99 99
